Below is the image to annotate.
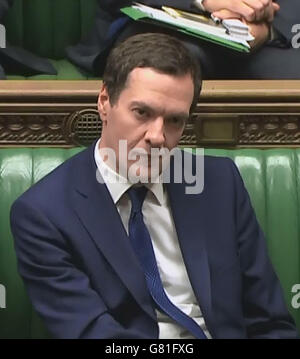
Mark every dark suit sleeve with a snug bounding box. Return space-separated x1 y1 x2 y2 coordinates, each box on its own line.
273 0 299 43
10 199 146 339
230 160 299 338
101 0 199 15
0 0 13 19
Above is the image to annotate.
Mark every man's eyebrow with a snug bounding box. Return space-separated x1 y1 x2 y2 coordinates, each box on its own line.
130 101 153 111
130 101 189 120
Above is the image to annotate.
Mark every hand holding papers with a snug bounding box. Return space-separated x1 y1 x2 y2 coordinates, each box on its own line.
120 3 255 53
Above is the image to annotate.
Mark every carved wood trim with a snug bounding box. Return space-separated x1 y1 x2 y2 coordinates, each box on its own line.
1 80 300 148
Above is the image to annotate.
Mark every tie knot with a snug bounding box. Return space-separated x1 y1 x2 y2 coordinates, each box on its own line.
128 186 148 213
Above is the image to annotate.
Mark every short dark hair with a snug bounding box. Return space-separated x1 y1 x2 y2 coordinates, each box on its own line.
103 33 202 114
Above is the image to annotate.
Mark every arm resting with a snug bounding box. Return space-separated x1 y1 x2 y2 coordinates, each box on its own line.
10 199 145 339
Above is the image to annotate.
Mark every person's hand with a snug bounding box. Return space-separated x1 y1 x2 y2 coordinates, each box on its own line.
246 21 270 49
203 0 280 23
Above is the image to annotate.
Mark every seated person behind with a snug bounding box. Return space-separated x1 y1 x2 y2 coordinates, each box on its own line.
67 0 300 79
11 32 299 339
0 0 56 79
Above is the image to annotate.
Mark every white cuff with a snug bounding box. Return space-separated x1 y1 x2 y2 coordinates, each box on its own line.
193 0 206 12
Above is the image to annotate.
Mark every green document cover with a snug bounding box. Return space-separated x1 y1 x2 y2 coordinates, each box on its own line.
120 6 250 53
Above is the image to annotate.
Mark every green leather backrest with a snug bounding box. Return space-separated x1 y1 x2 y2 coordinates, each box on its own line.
0 148 299 338
5 0 97 59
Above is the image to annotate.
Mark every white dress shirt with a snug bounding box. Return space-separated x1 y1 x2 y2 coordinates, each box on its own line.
94 139 211 339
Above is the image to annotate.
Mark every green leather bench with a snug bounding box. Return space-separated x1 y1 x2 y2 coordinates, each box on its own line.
0 148 299 338
4 0 99 80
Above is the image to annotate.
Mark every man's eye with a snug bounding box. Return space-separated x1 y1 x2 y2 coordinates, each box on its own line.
133 108 147 117
168 117 184 127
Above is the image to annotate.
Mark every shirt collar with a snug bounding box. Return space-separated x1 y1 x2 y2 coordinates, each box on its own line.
94 138 164 206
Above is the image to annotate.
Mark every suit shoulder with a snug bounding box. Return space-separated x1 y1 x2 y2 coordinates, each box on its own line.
12 146 92 209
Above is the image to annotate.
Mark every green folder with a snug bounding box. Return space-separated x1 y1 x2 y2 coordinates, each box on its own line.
120 6 250 53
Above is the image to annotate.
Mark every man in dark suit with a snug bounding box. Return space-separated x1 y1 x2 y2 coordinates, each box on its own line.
0 0 56 79
11 32 298 339
66 0 300 79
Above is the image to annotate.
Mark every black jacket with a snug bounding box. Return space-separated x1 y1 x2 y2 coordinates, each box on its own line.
0 0 56 79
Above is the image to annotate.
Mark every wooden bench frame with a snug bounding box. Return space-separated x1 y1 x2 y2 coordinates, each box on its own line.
0 80 300 148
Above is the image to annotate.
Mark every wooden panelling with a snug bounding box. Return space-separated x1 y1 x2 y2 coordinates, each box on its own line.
0 80 300 148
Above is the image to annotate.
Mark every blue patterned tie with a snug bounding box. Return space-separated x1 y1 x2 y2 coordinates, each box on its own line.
127 186 207 339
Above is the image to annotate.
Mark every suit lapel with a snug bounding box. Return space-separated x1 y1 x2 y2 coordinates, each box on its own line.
71 144 157 321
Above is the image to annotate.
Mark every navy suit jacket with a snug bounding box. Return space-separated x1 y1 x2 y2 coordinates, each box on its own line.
66 0 300 75
10 143 298 339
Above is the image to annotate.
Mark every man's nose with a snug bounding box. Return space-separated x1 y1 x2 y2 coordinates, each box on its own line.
144 116 165 147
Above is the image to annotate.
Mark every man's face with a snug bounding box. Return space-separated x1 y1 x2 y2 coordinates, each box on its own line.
98 67 194 182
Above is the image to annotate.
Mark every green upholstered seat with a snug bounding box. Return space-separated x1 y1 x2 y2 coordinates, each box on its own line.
0 148 299 338
4 0 99 80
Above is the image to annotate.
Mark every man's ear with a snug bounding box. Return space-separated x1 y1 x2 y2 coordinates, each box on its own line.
97 84 110 123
